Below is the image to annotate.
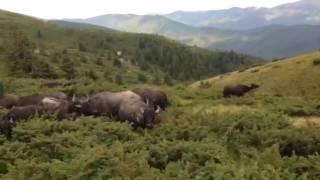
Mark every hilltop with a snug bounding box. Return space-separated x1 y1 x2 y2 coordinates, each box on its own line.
192 52 320 97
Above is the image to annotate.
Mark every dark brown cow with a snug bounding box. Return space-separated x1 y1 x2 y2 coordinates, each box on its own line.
223 84 259 97
132 87 169 111
72 91 142 117
71 91 157 128
0 94 19 109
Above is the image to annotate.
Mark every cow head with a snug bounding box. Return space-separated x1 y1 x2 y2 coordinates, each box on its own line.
70 95 90 115
141 105 155 129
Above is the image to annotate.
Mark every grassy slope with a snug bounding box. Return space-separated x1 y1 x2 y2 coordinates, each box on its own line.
192 52 320 96
0 9 261 91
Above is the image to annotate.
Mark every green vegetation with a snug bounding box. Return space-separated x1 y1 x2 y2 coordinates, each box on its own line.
2 87 320 179
0 10 261 84
1 10 320 179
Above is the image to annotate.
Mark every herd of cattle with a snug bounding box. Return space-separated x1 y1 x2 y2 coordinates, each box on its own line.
0 87 169 139
0 83 259 140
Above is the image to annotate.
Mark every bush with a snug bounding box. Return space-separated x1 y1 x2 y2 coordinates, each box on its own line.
115 74 123 85
199 81 211 88
250 69 260 73
137 73 147 83
86 70 99 80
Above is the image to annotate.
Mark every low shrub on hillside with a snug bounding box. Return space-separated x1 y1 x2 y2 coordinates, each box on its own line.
199 81 212 89
2 91 320 179
250 69 260 73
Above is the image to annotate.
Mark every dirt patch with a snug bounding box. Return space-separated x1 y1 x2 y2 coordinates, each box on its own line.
290 116 320 128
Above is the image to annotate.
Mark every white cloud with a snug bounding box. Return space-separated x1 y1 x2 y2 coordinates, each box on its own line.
0 0 299 19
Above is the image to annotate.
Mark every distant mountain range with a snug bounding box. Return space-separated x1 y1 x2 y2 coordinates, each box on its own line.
167 0 320 30
66 14 233 48
64 0 320 59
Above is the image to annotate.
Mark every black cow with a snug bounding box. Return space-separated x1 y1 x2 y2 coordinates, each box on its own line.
223 84 259 97
132 87 169 111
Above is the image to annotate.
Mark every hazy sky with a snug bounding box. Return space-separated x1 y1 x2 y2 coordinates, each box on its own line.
0 0 299 19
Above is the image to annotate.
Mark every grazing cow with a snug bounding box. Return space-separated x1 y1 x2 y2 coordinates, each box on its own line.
2 105 43 123
0 94 19 109
1 98 73 139
223 84 259 97
71 91 157 128
72 91 143 117
18 92 68 106
118 98 156 128
132 87 169 110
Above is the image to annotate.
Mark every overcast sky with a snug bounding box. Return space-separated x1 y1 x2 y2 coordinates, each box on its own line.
0 0 299 19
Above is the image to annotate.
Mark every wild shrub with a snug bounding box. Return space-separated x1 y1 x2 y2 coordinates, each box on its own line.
137 73 147 83
250 69 260 73
199 81 212 89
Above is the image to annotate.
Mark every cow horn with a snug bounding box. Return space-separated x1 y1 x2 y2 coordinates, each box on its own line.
72 94 76 102
155 105 161 114
140 107 144 114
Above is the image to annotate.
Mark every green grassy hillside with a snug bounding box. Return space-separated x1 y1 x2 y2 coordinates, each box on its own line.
2 10 320 179
193 52 320 97
0 9 261 90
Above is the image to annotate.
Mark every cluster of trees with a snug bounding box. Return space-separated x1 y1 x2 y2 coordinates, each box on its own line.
1 17 261 84
6 32 58 79
133 35 261 81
